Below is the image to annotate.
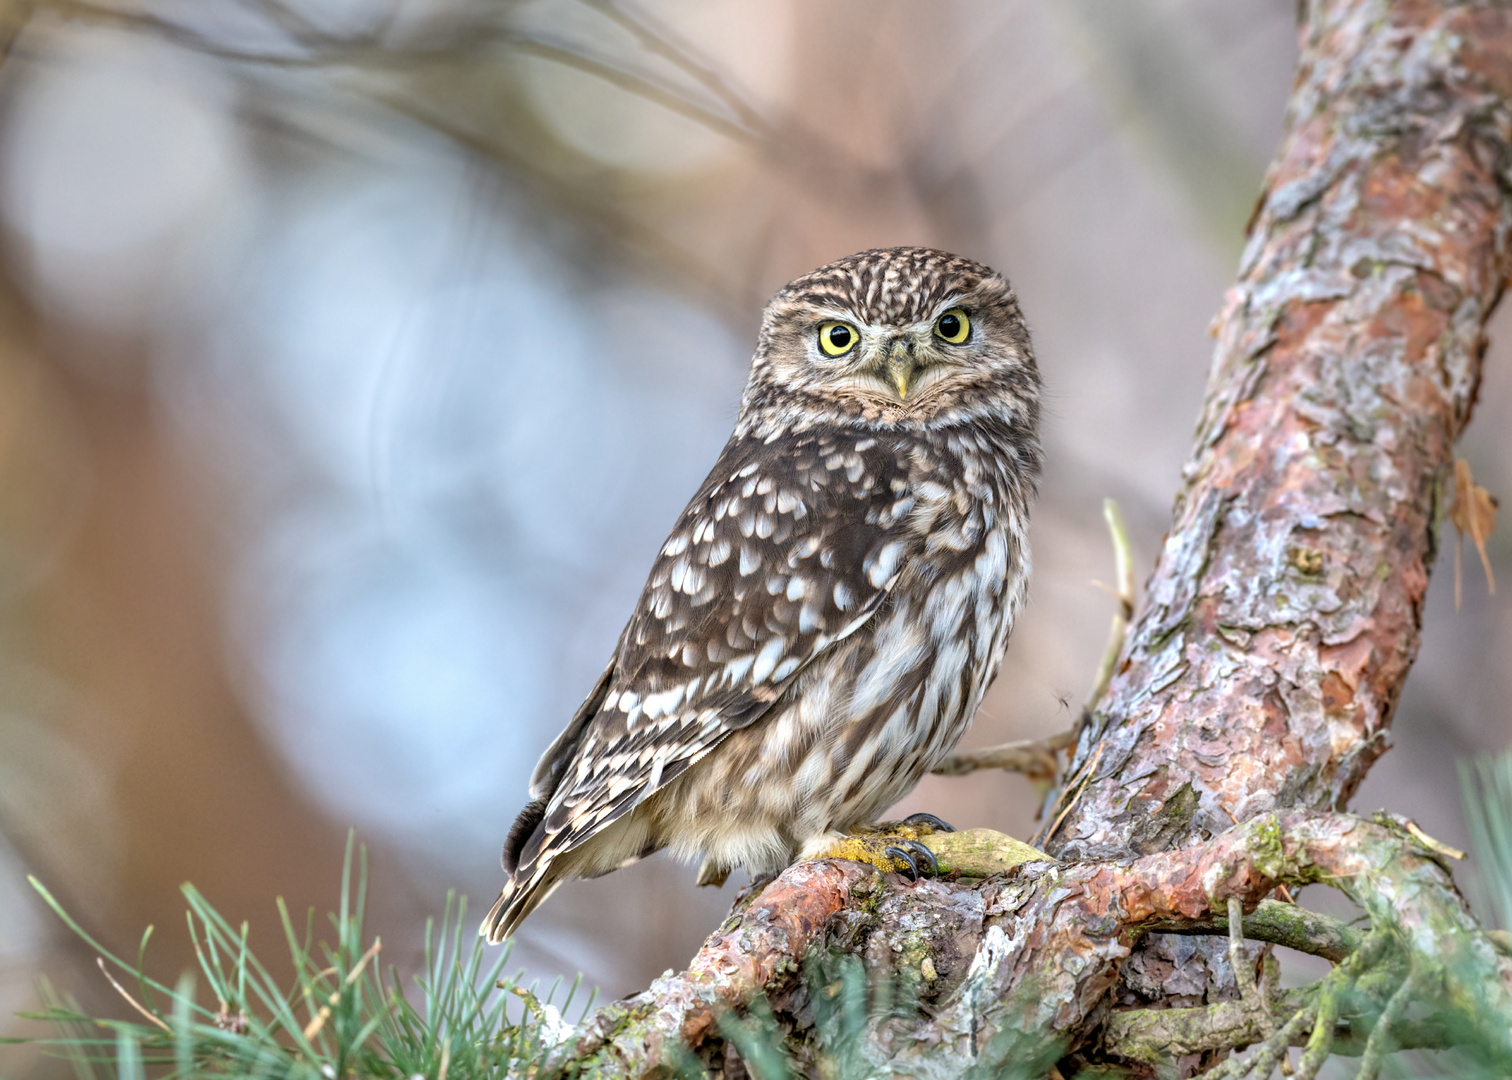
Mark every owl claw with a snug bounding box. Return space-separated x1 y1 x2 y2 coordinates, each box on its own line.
884 845 919 881
901 812 957 833
907 839 940 876
885 840 939 881
696 858 731 888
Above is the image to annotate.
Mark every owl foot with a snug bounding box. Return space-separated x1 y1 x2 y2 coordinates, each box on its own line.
811 813 958 878
809 834 941 881
885 840 939 881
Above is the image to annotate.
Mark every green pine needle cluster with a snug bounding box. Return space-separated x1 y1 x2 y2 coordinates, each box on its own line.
11 836 593 1080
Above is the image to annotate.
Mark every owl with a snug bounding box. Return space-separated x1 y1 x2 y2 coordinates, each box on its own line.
483 247 1040 942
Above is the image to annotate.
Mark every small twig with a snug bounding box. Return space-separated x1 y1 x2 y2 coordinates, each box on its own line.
1245 1007 1315 1080
1294 976 1341 1080
1355 973 1412 1080
931 731 1073 780
1142 897 1363 963
1262 958 1294 1075
1085 498 1136 711
1192 1006 1314 1080
1228 899 1269 1030
1042 741 1105 845
97 957 172 1034
39 0 763 144
1402 821 1465 861
577 0 775 139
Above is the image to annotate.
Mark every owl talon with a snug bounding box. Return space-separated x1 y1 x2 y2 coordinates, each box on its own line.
696 858 731 888
902 812 957 833
904 839 939 877
883 840 939 881
884 845 921 881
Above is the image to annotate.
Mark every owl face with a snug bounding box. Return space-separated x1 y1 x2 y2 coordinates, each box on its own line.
739 247 1036 436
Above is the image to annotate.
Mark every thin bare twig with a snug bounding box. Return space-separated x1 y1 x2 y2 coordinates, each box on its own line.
1040 739 1104 845
1355 973 1412 1080
1086 497 1135 710
577 0 776 139
1228 898 1271 1033
37 0 763 144
930 731 1072 780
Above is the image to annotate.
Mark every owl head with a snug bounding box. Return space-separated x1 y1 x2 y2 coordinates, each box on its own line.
738 247 1038 437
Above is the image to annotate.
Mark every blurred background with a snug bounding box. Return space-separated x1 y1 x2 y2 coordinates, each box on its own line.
0 1 1506 1073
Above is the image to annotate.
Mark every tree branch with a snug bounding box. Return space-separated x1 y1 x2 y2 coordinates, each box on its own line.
1142 897 1363 964
549 811 1512 1077
1018 0 1512 1037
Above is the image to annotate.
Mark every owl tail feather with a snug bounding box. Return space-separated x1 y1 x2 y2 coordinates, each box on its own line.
480 864 565 943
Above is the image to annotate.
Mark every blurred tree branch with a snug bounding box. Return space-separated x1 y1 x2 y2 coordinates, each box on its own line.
2 0 892 315
42 0 768 141
4 0 1253 320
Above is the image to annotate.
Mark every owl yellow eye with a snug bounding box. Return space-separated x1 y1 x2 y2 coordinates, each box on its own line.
817 321 858 356
934 308 971 344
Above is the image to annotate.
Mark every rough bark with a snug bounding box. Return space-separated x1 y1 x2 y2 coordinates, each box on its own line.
553 813 1512 1077
543 2 1512 1076
1032 0 1512 1020
1043 0 1512 864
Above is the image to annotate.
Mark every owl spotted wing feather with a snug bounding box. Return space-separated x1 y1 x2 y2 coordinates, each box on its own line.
484 429 923 940
497 659 615 878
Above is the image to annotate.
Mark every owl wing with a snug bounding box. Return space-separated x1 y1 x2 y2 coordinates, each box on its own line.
499 428 924 901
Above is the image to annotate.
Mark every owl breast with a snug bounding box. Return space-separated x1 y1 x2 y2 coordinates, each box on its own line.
651 423 1032 873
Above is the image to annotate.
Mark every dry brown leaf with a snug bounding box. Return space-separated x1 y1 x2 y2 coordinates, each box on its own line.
1451 457 1498 609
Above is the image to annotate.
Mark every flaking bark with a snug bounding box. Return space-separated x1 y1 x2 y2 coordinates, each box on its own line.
544 2 1512 1075
1035 0 1512 1017
1045 0 1512 864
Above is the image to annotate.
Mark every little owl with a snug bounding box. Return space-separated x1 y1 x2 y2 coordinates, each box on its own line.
483 247 1040 941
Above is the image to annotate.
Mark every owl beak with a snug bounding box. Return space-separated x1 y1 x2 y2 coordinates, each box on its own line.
885 340 920 400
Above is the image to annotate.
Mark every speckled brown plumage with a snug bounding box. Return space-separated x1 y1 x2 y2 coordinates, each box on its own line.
483 248 1041 941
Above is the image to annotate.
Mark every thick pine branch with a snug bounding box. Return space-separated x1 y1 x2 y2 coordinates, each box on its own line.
554 812 1512 1076
1046 0 1512 862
